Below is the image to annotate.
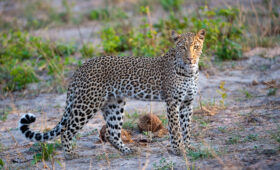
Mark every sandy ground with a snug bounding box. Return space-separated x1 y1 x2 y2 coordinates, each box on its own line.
0 51 280 169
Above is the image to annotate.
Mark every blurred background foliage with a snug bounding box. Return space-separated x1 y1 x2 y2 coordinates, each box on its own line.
0 0 279 93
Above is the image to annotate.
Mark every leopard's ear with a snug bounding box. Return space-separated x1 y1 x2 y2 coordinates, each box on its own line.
196 29 206 40
171 30 180 42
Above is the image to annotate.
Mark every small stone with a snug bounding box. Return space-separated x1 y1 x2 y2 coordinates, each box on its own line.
252 80 258 85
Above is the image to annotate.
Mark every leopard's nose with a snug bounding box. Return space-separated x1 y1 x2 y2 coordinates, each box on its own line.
188 57 195 64
191 59 196 64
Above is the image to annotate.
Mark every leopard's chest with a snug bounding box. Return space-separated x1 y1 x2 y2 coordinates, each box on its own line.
171 70 199 100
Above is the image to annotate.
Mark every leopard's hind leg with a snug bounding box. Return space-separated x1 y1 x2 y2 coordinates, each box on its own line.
62 95 104 160
101 98 133 154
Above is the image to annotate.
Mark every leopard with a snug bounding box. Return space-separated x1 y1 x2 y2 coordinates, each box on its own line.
19 29 206 159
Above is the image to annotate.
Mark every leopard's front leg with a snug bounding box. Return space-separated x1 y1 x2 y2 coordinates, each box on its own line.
179 99 193 149
166 99 185 155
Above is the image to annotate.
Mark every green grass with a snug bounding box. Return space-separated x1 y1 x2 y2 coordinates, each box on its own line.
217 127 227 133
0 143 3 153
122 121 137 130
243 134 258 142
0 111 9 122
153 157 175 170
270 127 280 143
240 90 253 99
88 8 128 21
0 107 12 121
80 43 97 58
226 135 241 145
126 112 141 119
160 0 183 12
226 134 258 144
217 81 227 107
96 153 121 160
199 119 209 128
142 131 153 138
31 143 59 165
158 115 168 127
0 31 78 93
0 1 76 30
123 112 141 130
187 148 214 160
100 27 127 54
0 158 4 169
267 88 277 96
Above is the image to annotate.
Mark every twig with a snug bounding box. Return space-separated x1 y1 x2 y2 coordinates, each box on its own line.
145 6 155 47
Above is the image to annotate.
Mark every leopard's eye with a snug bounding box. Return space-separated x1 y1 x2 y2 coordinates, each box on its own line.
194 45 199 50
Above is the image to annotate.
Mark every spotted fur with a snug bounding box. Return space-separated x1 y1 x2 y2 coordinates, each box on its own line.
19 29 205 159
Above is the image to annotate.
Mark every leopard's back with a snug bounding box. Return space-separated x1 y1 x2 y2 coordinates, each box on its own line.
69 56 166 102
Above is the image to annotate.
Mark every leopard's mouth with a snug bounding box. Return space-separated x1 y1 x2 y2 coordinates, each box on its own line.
184 57 198 65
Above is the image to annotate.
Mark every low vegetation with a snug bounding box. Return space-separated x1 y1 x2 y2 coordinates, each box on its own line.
271 127 280 144
0 31 78 93
153 157 175 170
0 158 4 169
122 112 141 130
0 0 279 94
187 148 215 161
30 142 61 166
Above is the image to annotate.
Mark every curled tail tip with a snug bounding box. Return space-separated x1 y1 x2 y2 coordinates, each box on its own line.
19 113 36 125
18 113 40 141
18 113 36 135
18 113 56 142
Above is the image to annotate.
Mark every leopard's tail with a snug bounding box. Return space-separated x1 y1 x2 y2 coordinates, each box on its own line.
18 113 65 142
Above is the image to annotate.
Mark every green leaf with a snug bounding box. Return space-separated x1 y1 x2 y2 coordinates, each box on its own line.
0 159 4 167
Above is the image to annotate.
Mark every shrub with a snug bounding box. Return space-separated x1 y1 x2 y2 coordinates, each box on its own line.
0 32 39 91
31 143 59 166
0 31 77 92
0 31 34 63
89 8 110 21
216 38 242 60
100 27 129 54
154 7 244 60
100 27 121 54
0 62 38 92
192 7 243 60
88 8 128 21
55 43 77 56
127 7 172 57
80 43 97 58
0 158 4 168
160 0 183 12
154 12 188 34
187 148 214 160
129 29 159 57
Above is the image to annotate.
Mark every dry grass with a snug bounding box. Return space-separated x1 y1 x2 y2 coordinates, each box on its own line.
238 0 280 50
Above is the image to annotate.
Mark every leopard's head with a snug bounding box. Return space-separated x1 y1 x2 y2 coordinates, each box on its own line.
172 29 206 66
